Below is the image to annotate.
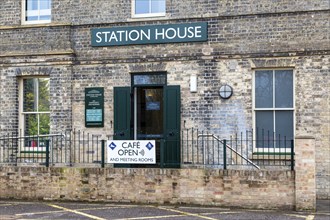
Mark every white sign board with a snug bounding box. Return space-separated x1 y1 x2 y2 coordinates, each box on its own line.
107 140 156 164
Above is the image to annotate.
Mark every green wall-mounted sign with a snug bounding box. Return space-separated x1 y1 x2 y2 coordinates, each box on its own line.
85 87 104 127
91 22 207 46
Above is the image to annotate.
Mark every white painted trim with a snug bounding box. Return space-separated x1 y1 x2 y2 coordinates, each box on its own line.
252 69 295 153
134 87 137 140
18 77 50 138
131 0 166 18
21 0 51 25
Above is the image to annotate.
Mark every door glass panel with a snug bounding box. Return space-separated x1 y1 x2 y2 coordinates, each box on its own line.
136 87 163 139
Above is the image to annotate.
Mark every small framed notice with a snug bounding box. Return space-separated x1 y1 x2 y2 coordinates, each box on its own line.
85 87 104 127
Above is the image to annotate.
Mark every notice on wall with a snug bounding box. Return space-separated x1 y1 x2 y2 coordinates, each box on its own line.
107 140 156 164
146 101 160 111
85 87 104 127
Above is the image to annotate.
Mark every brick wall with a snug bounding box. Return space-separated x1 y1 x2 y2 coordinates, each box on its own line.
0 56 328 198
0 68 19 134
0 0 329 199
0 0 21 26
2 0 329 26
295 137 316 210
0 166 295 209
0 25 72 56
0 137 317 210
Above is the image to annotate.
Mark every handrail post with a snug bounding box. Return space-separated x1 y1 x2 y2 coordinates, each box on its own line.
160 139 164 168
101 140 105 168
45 140 50 168
291 139 294 171
223 139 227 170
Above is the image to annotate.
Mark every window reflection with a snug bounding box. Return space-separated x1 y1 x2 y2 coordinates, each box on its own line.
22 78 50 137
135 0 165 16
137 88 163 139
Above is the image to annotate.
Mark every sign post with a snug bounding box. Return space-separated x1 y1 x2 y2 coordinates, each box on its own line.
107 140 156 164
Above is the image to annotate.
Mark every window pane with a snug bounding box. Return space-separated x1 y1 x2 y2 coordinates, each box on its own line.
23 79 37 112
275 70 293 108
275 111 293 148
256 111 274 148
39 9 51 16
133 74 166 85
38 78 50 111
24 114 38 136
255 70 273 108
26 16 39 21
40 0 51 10
39 114 50 135
27 0 38 10
151 0 165 13
135 0 149 14
39 15 51 20
26 0 51 21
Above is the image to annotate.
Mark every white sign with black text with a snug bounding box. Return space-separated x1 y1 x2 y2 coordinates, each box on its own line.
107 140 156 164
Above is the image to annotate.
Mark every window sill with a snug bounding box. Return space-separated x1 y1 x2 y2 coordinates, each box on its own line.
0 22 72 30
22 20 51 25
20 151 46 154
128 14 169 22
17 151 46 159
251 152 293 160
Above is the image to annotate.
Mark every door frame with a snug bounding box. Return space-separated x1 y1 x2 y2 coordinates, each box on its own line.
113 72 181 168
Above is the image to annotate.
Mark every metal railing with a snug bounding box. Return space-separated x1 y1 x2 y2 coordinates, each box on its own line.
0 131 110 167
197 134 260 169
181 129 294 170
0 129 294 170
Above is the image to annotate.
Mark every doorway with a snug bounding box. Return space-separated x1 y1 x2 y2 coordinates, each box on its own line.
113 72 181 168
134 87 163 165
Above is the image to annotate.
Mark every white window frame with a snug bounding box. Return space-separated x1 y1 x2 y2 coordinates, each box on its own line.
132 0 166 18
252 69 295 153
19 77 50 152
22 0 51 25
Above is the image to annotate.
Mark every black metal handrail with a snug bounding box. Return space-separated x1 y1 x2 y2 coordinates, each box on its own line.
198 133 260 169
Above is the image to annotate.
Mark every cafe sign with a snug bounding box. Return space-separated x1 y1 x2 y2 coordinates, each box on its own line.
91 22 207 46
107 140 156 164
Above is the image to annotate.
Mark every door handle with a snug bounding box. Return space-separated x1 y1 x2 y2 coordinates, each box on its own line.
168 132 175 136
115 132 125 136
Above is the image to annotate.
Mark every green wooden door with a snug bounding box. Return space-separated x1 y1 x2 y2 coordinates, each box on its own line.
113 87 131 140
163 85 181 168
113 87 131 168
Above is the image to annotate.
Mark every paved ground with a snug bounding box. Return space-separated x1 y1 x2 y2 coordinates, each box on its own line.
0 200 329 220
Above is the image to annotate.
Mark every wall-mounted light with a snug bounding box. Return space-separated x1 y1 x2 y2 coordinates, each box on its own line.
219 84 233 99
190 75 197 93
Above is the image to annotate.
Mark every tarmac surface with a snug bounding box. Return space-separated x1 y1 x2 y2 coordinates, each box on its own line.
0 200 329 220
